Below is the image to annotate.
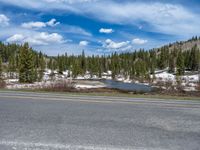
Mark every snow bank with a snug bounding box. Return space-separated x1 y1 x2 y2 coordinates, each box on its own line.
182 74 199 83
75 84 106 89
154 72 175 82
183 87 197 92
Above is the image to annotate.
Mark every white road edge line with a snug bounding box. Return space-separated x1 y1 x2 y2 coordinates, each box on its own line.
0 141 146 150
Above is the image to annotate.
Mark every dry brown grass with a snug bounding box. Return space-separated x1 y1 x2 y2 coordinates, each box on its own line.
40 80 75 92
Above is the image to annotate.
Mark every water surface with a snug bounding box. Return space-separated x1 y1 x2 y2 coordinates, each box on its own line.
101 80 152 92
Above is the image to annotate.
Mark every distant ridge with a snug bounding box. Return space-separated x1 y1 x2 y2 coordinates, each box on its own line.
156 36 200 52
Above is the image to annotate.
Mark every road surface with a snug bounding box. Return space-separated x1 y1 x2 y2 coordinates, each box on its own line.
0 91 200 150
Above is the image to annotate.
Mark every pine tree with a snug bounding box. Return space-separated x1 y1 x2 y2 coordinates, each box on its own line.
158 47 169 69
71 60 80 78
81 50 86 74
18 43 36 83
149 50 156 74
183 50 190 70
57 55 65 74
8 55 16 78
176 50 185 76
38 52 45 81
189 45 200 71
168 49 177 73
135 59 147 79
130 64 135 79
0 55 3 79
48 58 54 71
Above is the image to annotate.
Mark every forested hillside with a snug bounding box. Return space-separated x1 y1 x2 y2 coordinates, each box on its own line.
0 37 200 83
167 36 200 51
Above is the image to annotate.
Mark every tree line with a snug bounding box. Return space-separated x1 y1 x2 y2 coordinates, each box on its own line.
0 37 200 83
49 44 200 80
0 42 45 83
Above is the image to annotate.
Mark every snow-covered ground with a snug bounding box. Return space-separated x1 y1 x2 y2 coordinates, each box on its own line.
152 71 199 91
153 72 176 82
182 74 199 83
75 84 106 89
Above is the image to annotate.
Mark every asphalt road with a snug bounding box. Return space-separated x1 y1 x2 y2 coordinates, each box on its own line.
0 91 200 150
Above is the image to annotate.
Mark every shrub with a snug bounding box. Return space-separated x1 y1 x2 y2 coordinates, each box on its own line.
41 80 75 92
0 79 6 89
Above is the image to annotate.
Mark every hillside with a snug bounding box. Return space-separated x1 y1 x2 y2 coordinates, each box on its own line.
163 37 200 51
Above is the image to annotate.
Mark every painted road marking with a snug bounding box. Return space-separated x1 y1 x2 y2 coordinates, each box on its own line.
0 141 138 150
0 140 169 150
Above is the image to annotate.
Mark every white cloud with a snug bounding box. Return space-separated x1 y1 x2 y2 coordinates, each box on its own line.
46 18 60 27
1 1 200 36
21 18 60 29
132 38 148 45
1 0 200 54
104 39 130 49
3 0 196 36
79 40 89 46
87 2 200 36
99 28 114 34
44 0 97 4
21 21 46 29
6 32 65 45
6 34 24 43
0 14 10 26
59 25 92 36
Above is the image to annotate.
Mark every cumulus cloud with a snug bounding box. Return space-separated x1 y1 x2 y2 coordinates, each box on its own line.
21 18 60 29
6 32 65 45
79 40 89 46
132 38 148 45
104 39 130 49
0 14 10 26
6 34 24 43
102 38 148 51
46 18 60 27
44 0 97 4
99 28 114 34
21 22 46 29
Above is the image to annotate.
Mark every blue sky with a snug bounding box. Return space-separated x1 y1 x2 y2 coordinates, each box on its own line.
0 0 200 55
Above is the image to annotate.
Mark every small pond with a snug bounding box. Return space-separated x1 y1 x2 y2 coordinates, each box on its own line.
101 80 153 92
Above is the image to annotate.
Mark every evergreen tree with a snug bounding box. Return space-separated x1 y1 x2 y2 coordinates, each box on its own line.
149 50 156 74
168 49 177 73
81 50 86 74
183 50 191 70
8 55 16 78
0 55 3 79
71 60 80 78
135 59 147 79
18 43 36 83
38 53 45 81
189 45 200 71
176 50 185 75
57 55 66 74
